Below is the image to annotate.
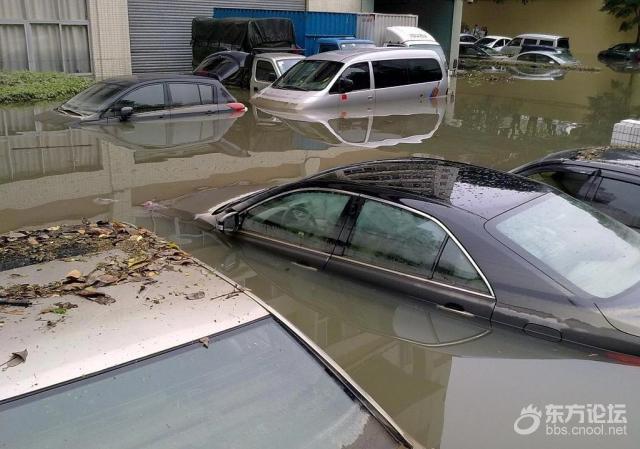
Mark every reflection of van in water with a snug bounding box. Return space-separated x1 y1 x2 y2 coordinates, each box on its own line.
251 48 447 112
255 98 445 148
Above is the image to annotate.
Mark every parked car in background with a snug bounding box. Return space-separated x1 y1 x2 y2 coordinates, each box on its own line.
194 50 250 86
0 232 418 449
501 34 570 56
48 75 245 125
250 52 304 94
252 48 447 112
458 42 507 69
511 147 640 229
475 35 512 51
384 26 447 66
316 37 376 53
460 33 477 43
197 158 640 356
598 43 640 61
514 50 578 67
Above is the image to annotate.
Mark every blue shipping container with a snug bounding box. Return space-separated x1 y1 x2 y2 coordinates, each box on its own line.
213 8 357 56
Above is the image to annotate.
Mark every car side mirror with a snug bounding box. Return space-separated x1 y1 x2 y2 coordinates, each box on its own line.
119 106 133 121
340 78 354 93
216 211 239 234
267 72 277 82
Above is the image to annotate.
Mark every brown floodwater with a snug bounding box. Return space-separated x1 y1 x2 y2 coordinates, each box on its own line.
2 66 640 448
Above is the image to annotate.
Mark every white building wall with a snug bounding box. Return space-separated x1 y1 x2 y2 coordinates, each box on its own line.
88 0 132 79
307 0 373 13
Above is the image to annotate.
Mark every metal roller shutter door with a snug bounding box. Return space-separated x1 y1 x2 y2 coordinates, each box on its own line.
128 0 305 73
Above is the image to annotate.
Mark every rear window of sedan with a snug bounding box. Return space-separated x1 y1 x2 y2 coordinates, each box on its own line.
1 317 403 449
491 194 640 298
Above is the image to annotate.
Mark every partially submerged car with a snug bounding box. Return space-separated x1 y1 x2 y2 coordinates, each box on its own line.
500 33 570 56
511 147 640 229
475 35 512 51
250 52 305 94
598 42 640 62
197 158 640 356
513 50 578 67
252 48 447 112
0 222 420 449
458 42 507 69
47 75 245 125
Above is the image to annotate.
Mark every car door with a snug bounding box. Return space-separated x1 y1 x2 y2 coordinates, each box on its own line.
591 174 640 229
326 197 496 320
252 59 278 95
503 37 522 55
109 83 168 122
329 61 374 113
236 189 356 270
167 82 218 118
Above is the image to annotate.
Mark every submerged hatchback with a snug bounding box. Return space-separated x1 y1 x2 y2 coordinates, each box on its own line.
252 48 447 111
51 74 245 124
197 158 640 356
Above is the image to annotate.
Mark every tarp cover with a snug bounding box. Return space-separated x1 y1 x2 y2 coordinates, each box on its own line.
192 17 296 67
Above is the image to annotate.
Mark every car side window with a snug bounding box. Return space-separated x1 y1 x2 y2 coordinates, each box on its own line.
344 200 447 278
509 38 522 46
241 191 351 252
330 62 370 94
526 170 592 197
372 59 409 89
433 238 489 294
539 40 553 46
117 83 165 113
255 60 277 82
536 55 555 64
198 84 215 104
523 38 537 45
168 83 201 108
593 178 640 228
518 54 536 63
557 38 569 49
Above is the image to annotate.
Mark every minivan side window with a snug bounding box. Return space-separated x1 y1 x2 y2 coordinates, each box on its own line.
117 83 165 113
255 60 277 82
509 38 522 46
408 59 442 82
242 191 351 252
539 40 554 46
168 83 201 107
372 59 408 89
523 38 538 45
330 62 370 93
344 200 447 278
557 38 569 49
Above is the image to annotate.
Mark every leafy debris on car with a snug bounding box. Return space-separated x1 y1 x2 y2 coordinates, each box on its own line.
1 349 27 370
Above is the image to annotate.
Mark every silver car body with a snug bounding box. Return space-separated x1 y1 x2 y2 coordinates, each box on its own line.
475 35 512 51
251 48 448 112
501 33 570 56
249 52 305 96
513 50 579 67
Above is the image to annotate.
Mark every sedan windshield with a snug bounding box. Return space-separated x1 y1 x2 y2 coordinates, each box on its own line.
476 38 496 47
272 60 343 91
493 194 640 298
1 317 402 449
62 82 123 115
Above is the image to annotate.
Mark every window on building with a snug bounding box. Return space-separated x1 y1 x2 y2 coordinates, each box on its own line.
0 0 91 73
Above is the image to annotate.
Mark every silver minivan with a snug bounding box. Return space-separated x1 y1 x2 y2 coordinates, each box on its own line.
251 48 447 111
500 34 570 56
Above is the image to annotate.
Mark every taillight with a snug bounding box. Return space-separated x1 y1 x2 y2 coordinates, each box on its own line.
226 102 246 112
605 351 640 366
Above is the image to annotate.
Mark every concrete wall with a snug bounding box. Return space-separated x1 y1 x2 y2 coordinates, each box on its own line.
307 0 374 12
463 0 636 59
88 0 132 79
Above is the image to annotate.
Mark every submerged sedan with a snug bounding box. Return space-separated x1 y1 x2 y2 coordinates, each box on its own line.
48 74 245 125
197 158 640 356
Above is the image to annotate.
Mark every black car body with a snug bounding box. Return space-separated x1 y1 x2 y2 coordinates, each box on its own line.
511 147 640 230
47 75 245 124
197 158 640 356
194 51 250 87
598 43 640 61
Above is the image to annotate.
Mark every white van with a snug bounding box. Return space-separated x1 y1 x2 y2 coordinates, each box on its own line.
500 34 570 56
251 48 448 112
383 26 447 66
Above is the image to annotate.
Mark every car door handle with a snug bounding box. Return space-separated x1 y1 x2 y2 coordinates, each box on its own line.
367 95 374 100
291 261 318 272
437 304 475 318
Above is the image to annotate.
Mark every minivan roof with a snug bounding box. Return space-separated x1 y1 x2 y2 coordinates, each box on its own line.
306 47 441 63
385 26 437 43
515 33 567 40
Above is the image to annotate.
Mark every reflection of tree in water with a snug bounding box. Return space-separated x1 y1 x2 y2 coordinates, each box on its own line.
453 95 577 141
574 78 640 144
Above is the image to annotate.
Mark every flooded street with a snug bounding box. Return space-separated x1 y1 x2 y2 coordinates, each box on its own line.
2 65 640 448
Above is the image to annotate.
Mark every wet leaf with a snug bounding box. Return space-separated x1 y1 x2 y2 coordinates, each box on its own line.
27 237 39 246
96 274 118 285
46 226 60 231
186 291 205 300
199 337 210 348
2 349 27 370
76 288 116 305
127 255 149 268
66 269 82 280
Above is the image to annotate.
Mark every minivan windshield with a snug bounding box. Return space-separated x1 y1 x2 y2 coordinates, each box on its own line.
62 82 123 115
493 194 640 298
273 60 343 91
1 317 402 449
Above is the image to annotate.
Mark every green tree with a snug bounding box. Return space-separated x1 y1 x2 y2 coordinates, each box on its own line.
601 0 640 43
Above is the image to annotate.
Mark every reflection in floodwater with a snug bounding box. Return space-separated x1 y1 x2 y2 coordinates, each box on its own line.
2 70 640 448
